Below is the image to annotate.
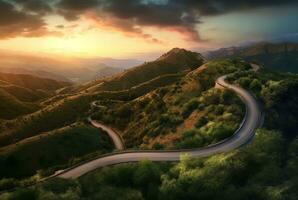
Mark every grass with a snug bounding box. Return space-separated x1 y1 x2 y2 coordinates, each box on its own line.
81 48 204 92
0 89 38 120
0 94 93 147
92 59 248 149
0 123 113 179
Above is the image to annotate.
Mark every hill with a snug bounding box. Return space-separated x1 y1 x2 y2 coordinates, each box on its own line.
2 60 298 200
0 50 142 83
93 66 123 80
0 67 70 82
0 72 70 91
0 56 251 187
0 47 202 147
205 42 298 73
1 50 298 198
91 59 249 149
0 123 112 178
0 49 275 190
0 89 38 119
0 72 71 119
83 48 204 92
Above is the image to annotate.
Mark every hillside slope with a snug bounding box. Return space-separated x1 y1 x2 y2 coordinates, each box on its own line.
91 59 250 149
205 42 298 73
0 72 70 91
2 59 298 199
84 48 204 92
0 67 70 82
0 89 37 119
0 72 71 119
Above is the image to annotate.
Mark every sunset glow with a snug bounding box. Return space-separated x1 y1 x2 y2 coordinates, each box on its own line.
0 0 297 59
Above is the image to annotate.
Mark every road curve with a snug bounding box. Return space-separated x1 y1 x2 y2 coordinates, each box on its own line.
88 117 125 150
58 73 262 179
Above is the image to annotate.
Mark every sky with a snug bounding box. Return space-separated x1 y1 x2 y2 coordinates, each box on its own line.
0 0 298 59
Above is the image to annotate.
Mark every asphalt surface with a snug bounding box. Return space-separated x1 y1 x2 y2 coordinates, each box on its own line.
88 117 125 150
58 73 262 179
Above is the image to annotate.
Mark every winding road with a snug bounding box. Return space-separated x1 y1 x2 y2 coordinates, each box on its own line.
57 71 262 179
87 117 125 150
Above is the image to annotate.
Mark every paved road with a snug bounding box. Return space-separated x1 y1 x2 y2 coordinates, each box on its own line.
88 117 125 150
58 73 262 179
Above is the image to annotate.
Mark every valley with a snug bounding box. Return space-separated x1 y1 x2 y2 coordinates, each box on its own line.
0 48 297 200
0 0 298 199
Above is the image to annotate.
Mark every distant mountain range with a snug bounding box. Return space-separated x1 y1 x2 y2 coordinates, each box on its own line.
0 67 70 83
204 42 298 73
0 51 142 83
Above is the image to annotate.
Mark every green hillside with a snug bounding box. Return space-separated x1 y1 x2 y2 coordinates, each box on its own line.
0 72 71 119
0 94 93 147
83 48 204 92
91 59 250 149
0 72 70 91
0 85 42 102
3 60 297 200
227 67 298 137
206 42 298 73
2 48 297 198
0 123 113 179
0 89 38 119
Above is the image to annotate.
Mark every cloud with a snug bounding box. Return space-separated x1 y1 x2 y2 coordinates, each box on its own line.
59 0 98 10
89 13 163 43
13 0 53 14
0 0 59 39
55 0 297 42
0 0 297 41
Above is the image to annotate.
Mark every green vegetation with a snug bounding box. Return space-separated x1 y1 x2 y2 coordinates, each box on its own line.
0 89 38 119
0 72 70 91
0 123 113 180
0 94 93 147
92 59 248 149
82 48 204 92
0 85 43 102
3 128 298 200
0 49 206 184
228 67 298 138
207 42 298 73
0 72 70 119
175 88 243 149
1 49 298 199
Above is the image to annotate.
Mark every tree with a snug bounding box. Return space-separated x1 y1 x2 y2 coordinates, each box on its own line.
133 160 161 199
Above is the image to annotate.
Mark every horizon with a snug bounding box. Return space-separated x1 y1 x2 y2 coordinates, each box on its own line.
0 0 298 60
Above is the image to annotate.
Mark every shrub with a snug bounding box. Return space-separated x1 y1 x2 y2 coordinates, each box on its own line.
195 117 208 128
182 98 199 118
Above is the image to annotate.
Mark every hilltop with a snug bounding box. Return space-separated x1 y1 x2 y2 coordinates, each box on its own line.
0 48 298 199
76 48 204 93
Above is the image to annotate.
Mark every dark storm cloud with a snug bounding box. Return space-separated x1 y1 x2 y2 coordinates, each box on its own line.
176 0 298 15
56 0 99 21
0 0 297 40
13 0 53 14
59 0 99 10
55 0 298 42
0 0 58 39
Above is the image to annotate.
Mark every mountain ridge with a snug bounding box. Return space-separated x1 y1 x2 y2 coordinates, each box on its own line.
82 48 205 92
205 42 298 72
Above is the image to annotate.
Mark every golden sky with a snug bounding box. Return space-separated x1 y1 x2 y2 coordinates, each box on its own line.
0 0 297 59
0 15 209 58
